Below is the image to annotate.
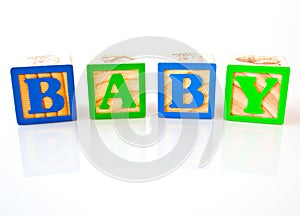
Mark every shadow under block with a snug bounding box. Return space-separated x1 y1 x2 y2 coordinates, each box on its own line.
224 55 290 125
158 62 216 119
87 63 146 119
11 55 76 125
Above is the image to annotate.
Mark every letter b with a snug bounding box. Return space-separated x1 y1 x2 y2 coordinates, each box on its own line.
25 77 65 114
169 74 204 108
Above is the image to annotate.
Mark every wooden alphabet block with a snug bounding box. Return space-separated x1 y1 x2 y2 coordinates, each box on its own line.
224 55 290 124
158 53 216 119
11 55 77 125
87 63 146 119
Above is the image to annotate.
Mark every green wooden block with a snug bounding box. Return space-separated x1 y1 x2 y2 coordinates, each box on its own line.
224 55 290 125
87 63 146 119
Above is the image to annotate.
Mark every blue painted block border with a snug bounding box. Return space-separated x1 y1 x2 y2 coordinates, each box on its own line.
158 63 216 119
11 65 77 125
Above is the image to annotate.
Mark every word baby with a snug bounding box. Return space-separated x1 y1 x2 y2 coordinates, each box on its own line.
10 54 290 125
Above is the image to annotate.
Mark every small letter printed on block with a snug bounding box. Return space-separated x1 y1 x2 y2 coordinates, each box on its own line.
11 55 77 125
224 55 290 125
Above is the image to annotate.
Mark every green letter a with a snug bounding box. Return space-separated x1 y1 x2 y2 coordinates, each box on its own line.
235 76 278 114
100 74 136 109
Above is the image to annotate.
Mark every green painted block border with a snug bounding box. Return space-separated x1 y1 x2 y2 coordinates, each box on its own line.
87 63 146 119
224 65 290 125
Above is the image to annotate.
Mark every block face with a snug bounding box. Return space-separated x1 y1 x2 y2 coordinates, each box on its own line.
225 65 290 124
87 63 146 119
11 65 76 125
158 63 216 119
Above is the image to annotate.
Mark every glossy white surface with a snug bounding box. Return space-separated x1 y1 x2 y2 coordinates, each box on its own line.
1 0 300 215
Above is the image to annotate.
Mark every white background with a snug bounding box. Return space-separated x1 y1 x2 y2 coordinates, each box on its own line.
1 0 300 215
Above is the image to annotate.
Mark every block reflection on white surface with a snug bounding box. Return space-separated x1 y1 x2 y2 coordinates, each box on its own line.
221 122 283 176
18 122 80 177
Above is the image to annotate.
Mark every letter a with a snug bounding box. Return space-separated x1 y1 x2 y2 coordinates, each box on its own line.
100 74 136 109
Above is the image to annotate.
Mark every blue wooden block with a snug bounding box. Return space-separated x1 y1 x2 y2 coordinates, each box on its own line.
158 60 216 119
11 56 77 125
